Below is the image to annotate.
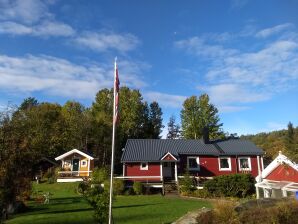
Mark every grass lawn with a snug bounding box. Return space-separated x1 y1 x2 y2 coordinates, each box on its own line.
7 182 211 224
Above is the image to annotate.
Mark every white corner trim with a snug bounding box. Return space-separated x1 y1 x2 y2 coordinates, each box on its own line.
218 157 232 171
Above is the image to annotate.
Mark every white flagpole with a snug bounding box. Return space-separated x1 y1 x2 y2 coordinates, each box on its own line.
108 58 117 224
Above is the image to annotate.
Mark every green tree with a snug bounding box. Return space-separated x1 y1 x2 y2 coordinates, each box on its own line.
167 115 181 139
148 101 164 139
62 101 91 150
181 94 223 139
285 122 298 161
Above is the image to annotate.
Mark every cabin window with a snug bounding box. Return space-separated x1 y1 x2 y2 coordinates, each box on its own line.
81 160 87 167
218 157 231 171
238 157 251 171
140 162 148 170
187 157 200 171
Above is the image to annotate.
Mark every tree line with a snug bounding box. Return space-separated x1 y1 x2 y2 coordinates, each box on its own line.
242 122 298 163
0 87 224 217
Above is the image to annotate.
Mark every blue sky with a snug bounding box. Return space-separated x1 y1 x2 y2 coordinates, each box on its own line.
0 0 298 137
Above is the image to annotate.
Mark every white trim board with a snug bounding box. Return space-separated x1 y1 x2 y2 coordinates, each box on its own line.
55 149 94 161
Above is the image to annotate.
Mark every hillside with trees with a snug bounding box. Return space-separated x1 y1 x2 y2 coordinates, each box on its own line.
0 87 163 215
241 122 298 163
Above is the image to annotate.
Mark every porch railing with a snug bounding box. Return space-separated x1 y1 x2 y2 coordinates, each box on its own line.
57 171 92 178
115 176 162 183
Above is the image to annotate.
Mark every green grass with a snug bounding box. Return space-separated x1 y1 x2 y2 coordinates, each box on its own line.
7 182 211 224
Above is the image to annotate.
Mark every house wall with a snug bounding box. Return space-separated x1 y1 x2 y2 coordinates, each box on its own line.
125 162 161 181
124 155 261 179
178 155 260 177
266 165 298 182
62 153 92 177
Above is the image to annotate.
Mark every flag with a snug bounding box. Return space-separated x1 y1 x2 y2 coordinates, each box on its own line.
114 59 120 124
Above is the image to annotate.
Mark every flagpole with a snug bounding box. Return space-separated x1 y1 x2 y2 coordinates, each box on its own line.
108 58 117 224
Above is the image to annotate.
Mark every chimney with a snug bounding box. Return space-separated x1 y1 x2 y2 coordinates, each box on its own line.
202 126 209 144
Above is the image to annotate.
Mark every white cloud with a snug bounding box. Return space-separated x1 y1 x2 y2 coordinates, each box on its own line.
0 54 147 99
74 31 140 53
256 23 294 38
0 0 51 24
199 83 268 104
176 24 298 113
175 37 237 58
0 20 75 37
144 91 186 108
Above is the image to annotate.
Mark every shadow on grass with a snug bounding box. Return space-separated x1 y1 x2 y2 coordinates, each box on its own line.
36 207 93 215
114 203 162 209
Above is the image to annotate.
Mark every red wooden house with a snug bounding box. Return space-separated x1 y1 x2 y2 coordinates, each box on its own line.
255 151 298 199
120 137 264 187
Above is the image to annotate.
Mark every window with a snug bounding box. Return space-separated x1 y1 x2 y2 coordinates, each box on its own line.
81 160 87 167
187 157 200 170
219 157 231 171
238 157 251 171
140 162 148 170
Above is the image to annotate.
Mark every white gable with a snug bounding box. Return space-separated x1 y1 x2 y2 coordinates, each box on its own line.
55 149 94 161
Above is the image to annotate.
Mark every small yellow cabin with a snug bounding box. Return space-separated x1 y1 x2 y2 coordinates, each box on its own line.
55 149 94 182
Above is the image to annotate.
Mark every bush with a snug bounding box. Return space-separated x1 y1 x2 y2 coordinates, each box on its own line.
179 172 196 194
84 185 109 224
204 174 255 198
192 188 210 198
124 188 135 195
91 168 108 184
113 179 124 195
77 181 89 194
133 182 143 195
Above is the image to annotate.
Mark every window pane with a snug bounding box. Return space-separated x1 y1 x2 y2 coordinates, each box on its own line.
220 158 229 169
189 158 198 169
240 159 249 168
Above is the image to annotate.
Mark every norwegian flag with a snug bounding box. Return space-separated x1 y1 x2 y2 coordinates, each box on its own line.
114 60 120 124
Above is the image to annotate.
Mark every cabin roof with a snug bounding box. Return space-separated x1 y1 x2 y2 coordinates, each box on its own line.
55 149 94 161
121 138 264 162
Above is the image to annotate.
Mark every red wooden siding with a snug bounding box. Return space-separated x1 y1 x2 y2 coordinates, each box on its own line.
178 155 260 177
266 165 298 182
124 155 262 179
125 162 161 181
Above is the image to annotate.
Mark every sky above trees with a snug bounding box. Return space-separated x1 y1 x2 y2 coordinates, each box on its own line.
0 0 297 136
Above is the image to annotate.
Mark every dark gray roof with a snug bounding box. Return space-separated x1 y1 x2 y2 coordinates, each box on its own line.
121 139 264 162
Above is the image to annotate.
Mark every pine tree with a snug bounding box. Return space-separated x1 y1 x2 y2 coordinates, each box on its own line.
148 101 164 139
167 115 181 139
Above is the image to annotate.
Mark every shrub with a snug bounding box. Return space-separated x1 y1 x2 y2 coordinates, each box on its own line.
77 181 89 194
204 174 255 198
192 188 210 198
179 172 195 194
91 168 108 184
113 179 124 195
47 177 55 184
133 182 143 195
124 188 135 195
84 185 109 224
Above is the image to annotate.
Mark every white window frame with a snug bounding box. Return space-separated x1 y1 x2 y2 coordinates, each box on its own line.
218 157 232 171
238 157 252 171
140 162 148 170
187 157 200 171
81 160 87 167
